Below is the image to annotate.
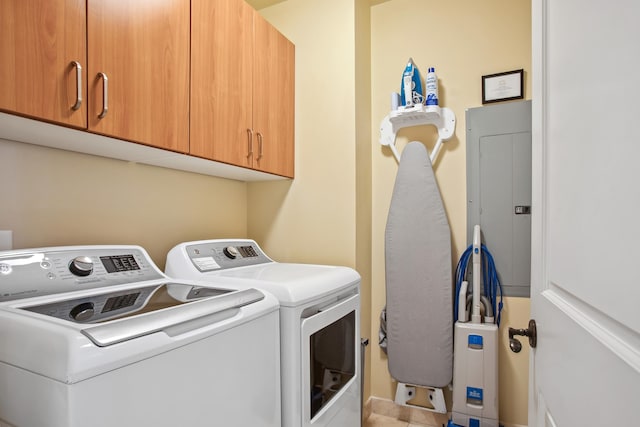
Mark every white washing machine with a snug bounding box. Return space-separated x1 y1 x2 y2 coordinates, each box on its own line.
0 245 281 427
166 239 361 427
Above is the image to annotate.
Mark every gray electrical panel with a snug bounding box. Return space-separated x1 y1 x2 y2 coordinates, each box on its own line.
466 100 532 297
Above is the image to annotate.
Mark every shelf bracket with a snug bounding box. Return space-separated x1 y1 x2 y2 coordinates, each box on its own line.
380 105 456 164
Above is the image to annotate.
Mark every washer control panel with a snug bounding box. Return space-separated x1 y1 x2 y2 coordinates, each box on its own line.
185 240 271 272
0 246 163 302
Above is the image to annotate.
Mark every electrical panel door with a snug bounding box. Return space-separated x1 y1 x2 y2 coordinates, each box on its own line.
466 101 532 297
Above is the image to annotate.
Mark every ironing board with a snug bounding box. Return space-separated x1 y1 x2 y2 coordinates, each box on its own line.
385 141 453 390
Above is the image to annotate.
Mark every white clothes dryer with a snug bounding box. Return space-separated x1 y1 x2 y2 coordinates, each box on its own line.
0 245 281 427
165 239 361 427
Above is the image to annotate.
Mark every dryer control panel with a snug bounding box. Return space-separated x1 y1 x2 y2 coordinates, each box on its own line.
0 246 164 302
183 240 272 272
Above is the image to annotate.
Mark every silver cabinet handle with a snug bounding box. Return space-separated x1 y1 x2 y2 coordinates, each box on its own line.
257 132 263 160
246 128 254 158
70 61 82 111
97 72 108 119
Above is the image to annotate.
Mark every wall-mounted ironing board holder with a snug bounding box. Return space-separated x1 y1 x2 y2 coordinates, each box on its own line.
382 104 456 414
380 104 456 164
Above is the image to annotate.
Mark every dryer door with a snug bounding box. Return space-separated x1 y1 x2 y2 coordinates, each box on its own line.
301 293 360 426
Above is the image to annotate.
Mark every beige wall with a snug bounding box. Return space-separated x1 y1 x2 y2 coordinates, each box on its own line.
354 0 373 403
255 0 531 425
370 1 531 426
248 0 357 265
252 0 374 401
0 139 248 268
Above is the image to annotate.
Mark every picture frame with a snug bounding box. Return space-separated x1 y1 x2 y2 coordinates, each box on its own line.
482 69 524 104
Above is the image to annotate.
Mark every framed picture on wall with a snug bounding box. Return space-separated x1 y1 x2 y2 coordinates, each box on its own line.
482 69 524 104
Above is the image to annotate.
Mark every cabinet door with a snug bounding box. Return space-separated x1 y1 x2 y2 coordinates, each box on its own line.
190 0 254 167
87 0 189 153
0 0 87 128
253 14 295 178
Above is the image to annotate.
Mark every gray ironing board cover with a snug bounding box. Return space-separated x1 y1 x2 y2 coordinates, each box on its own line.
385 141 453 388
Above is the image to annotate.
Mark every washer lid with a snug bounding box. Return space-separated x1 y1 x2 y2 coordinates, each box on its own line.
0 284 278 383
201 262 361 306
80 287 265 347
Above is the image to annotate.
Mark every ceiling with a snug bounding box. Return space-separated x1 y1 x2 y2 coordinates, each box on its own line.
247 0 390 10
245 0 287 10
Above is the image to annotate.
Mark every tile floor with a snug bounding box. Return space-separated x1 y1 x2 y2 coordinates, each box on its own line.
363 413 413 426
363 413 446 427
363 397 449 427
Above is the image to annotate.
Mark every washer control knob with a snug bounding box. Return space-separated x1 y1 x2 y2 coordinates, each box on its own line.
223 246 240 259
69 302 95 322
69 256 94 277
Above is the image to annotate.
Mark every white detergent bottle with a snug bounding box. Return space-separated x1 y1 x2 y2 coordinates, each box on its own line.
425 67 439 106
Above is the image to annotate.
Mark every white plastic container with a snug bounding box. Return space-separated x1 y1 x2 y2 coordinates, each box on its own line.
425 67 439 106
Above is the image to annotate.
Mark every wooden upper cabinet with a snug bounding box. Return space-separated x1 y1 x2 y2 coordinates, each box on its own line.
253 13 295 178
1 0 292 179
190 0 254 168
191 0 295 178
87 0 190 153
0 0 87 128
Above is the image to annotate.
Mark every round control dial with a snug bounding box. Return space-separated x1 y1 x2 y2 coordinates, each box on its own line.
223 246 240 259
69 256 94 277
69 302 95 322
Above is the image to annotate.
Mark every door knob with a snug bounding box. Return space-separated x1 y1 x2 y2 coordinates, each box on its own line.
508 319 537 353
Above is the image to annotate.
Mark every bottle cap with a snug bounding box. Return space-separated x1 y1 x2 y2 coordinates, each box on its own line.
428 67 435 72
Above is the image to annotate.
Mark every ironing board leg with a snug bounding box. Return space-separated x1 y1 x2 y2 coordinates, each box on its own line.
394 382 447 414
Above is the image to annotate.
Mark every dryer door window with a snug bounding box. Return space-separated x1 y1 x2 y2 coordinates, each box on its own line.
310 310 356 417
300 293 359 422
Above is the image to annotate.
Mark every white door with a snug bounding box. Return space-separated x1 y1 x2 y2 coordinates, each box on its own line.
530 1 640 426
